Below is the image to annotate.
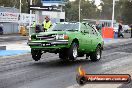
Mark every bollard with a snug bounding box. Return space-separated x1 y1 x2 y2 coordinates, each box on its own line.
114 32 117 39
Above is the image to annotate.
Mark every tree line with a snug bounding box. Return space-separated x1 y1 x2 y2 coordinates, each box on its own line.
65 0 132 24
0 0 132 24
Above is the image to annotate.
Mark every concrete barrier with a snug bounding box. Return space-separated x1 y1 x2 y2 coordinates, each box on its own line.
0 46 6 50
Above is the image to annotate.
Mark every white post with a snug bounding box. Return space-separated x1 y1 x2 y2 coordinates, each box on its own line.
79 0 81 31
29 0 32 35
112 0 115 28
19 0 22 35
20 0 21 13
30 0 32 14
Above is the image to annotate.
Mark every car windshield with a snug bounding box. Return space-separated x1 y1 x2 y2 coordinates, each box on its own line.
48 23 79 32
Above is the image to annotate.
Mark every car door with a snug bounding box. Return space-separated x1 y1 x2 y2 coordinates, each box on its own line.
78 23 91 52
87 24 99 51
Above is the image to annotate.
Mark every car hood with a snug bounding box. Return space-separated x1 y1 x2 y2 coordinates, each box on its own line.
36 31 66 36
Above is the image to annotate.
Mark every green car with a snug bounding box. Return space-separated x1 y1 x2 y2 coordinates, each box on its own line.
28 22 104 61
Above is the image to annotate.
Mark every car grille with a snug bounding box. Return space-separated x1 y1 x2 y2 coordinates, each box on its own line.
36 34 56 40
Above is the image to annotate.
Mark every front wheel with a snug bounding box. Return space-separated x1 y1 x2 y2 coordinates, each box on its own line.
31 49 42 61
90 45 102 62
68 42 78 61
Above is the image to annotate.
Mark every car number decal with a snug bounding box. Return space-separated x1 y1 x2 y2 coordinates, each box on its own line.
42 43 51 46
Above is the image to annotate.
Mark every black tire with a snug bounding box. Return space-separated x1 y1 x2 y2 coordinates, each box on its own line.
59 48 68 60
90 45 102 62
31 49 42 61
68 42 78 60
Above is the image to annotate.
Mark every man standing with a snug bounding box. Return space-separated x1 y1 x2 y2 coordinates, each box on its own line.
30 21 36 35
42 16 52 32
118 23 124 38
0 24 3 35
96 24 102 34
130 24 132 38
31 21 36 28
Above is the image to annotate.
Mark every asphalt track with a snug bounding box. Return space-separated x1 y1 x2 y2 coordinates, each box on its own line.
0 42 132 88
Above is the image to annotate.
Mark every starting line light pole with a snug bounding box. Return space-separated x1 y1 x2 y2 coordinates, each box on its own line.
79 0 81 31
112 0 115 28
112 0 119 28
29 0 32 35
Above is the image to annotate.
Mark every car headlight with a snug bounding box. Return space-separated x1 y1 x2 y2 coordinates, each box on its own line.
28 35 31 41
56 34 69 40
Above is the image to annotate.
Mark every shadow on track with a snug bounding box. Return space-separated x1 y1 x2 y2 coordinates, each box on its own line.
32 58 96 69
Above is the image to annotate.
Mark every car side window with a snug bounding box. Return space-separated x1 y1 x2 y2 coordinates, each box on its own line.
87 25 98 36
81 24 89 34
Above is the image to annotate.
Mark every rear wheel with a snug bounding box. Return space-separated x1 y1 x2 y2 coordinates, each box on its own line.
31 49 42 61
90 45 102 62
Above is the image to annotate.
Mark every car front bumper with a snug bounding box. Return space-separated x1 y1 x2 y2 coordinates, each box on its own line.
27 40 69 49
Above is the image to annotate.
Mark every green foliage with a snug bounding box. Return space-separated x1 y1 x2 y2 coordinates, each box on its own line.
0 0 131 24
100 0 113 19
121 1 132 24
0 0 29 13
65 0 98 21
100 0 132 24
65 2 79 21
0 0 16 7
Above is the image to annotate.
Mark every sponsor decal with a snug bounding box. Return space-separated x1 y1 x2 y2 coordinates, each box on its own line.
0 12 20 22
76 66 131 85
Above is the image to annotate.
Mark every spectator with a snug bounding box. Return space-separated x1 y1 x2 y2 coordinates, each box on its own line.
0 24 3 35
130 24 132 38
42 16 52 32
31 21 36 28
102 23 104 28
118 23 124 38
30 21 36 35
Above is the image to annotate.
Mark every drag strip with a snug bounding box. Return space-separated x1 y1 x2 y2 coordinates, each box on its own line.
0 43 132 88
